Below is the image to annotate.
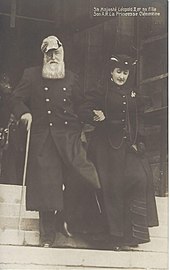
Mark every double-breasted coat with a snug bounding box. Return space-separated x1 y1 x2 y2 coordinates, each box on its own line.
80 78 159 244
10 66 100 211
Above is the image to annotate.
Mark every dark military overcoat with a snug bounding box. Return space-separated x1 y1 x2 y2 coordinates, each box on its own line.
10 66 100 211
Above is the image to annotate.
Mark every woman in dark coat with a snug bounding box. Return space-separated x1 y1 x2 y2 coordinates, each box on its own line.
80 54 159 250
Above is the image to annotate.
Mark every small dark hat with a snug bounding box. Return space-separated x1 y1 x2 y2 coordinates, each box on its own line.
109 54 137 71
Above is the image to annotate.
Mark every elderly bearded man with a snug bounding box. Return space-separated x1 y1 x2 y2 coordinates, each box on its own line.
10 36 101 247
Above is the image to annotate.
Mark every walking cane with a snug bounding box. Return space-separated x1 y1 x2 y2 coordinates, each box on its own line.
18 127 31 234
95 192 102 214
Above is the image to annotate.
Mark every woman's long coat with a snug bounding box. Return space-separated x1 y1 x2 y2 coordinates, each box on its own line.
80 78 159 244
10 66 100 211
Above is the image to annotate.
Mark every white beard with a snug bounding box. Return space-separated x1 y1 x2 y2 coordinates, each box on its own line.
42 62 65 79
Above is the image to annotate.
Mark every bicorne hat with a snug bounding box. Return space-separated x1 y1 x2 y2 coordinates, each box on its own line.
41 36 62 53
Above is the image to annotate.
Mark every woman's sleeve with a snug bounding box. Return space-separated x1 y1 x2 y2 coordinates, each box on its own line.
78 80 105 124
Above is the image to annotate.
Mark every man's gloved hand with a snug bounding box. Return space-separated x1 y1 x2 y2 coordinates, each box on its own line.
93 110 105 122
20 113 32 131
132 144 138 151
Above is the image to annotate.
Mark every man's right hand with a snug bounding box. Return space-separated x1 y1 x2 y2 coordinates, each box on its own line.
20 113 32 131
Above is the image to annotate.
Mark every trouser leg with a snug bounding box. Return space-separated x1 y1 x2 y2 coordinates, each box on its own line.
39 211 56 245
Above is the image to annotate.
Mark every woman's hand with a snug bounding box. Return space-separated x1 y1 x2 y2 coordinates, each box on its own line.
20 113 32 131
93 110 105 122
132 144 138 151
138 142 146 155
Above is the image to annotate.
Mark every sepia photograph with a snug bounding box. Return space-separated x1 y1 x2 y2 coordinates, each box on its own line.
0 0 168 269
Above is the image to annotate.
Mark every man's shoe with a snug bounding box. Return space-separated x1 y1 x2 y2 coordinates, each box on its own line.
43 243 50 248
41 241 53 248
113 244 139 251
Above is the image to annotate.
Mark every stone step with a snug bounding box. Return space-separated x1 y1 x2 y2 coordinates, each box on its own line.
0 245 168 270
0 210 167 242
155 211 168 225
0 229 39 246
0 265 168 270
0 216 39 231
0 184 168 223
0 184 167 208
0 265 152 270
149 224 168 238
0 184 168 254
0 184 26 204
137 236 168 252
0 203 38 219
0 183 168 270
0 228 168 253
0 184 168 248
0 202 167 243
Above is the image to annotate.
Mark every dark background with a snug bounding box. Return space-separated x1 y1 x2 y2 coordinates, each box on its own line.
0 0 168 196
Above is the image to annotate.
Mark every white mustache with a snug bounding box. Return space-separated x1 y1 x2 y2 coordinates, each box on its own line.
49 61 58 64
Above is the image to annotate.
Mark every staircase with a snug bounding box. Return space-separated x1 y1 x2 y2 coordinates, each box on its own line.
0 184 168 269
0 184 39 246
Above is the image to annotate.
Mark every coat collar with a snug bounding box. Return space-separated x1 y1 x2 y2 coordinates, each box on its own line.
109 79 134 96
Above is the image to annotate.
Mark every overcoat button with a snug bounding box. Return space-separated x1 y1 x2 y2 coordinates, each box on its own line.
44 87 48 91
49 123 53 126
63 98 66 102
64 121 68 125
63 87 66 91
123 102 126 105
48 110 51 114
46 98 50 102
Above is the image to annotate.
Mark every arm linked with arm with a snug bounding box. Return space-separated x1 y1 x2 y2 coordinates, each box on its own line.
78 81 105 125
